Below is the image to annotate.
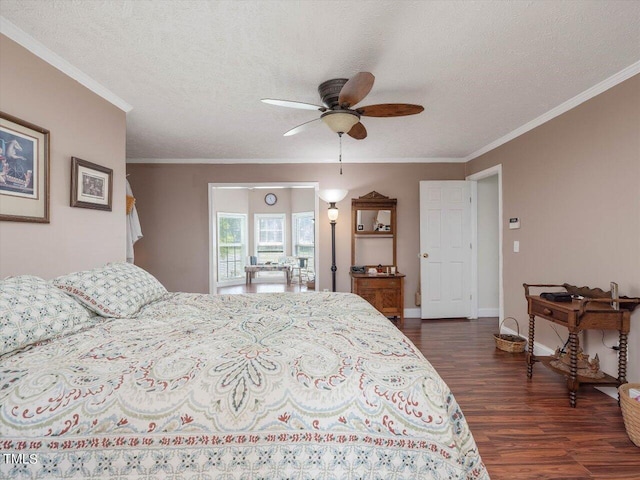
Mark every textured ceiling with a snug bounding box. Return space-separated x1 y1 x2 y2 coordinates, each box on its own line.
1 0 639 162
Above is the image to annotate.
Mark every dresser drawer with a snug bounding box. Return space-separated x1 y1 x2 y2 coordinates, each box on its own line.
356 277 400 289
531 301 570 324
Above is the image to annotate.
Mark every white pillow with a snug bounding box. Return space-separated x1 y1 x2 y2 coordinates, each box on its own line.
0 275 95 356
53 262 167 318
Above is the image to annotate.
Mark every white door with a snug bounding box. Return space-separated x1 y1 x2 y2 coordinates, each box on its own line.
420 181 473 319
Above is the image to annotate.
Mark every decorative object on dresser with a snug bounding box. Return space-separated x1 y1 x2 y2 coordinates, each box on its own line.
71 157 113 211
0 112 50 223
350 191 404 327
523 283 640 408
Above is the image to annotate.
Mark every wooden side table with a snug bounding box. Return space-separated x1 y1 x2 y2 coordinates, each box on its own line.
524 283 639 407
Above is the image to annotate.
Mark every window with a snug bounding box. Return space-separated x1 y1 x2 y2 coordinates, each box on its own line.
292 211 315 271
255 214 286 264
217 213 247 282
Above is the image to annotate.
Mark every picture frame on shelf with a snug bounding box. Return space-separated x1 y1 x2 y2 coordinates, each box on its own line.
0 112 50 223
71 157 113 211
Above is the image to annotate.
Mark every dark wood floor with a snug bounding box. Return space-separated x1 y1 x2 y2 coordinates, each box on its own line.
401 317 640 480
218 281 309 294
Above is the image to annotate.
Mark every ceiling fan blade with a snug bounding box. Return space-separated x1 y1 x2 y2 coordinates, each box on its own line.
261 98 326 111
338 72 375 108
357 103 424 117
347 122 367 140
283 118 321 136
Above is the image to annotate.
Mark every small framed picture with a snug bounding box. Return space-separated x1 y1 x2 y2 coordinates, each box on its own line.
0 112 50 223
357 224 364 231
71 157 113 211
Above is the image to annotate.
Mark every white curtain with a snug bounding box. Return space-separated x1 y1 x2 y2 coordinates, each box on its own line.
126 179 143 263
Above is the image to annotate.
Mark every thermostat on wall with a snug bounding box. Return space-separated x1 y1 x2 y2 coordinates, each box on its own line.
509 218 520 229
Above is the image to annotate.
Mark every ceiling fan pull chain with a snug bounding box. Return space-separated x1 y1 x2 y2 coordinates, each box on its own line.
339 132 343 175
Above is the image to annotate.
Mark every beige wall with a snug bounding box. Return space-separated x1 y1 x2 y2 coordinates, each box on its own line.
0 35 127 279
291 187 315 213
467 74 640 381
127 163 465 299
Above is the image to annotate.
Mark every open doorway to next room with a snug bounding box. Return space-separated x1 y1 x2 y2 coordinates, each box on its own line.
209 183 319 294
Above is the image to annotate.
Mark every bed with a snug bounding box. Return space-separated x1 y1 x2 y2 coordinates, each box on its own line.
0 263 488 479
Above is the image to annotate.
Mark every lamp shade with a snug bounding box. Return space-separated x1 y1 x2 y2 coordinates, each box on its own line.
321 111 360 134
327 205 339 221
318 189 348 203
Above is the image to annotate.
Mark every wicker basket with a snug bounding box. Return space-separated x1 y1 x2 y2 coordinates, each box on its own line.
493 317 526 353
619 383 640 447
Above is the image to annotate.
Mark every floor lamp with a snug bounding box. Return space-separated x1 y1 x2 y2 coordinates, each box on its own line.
318 189 349 292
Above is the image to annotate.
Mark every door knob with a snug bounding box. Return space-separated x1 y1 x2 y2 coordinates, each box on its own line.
422 253 429 258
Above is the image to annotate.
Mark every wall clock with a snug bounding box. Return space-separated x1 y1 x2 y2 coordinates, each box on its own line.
264 193 277 206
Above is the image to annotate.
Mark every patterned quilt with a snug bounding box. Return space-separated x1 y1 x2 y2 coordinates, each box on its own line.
0 292 488 479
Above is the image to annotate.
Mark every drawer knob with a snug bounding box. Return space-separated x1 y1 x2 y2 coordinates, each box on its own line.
543 308 553 316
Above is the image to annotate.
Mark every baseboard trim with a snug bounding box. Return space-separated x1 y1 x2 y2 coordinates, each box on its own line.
478 308 499 318
500 326 554 356
404 307 421 319
595 387 618 400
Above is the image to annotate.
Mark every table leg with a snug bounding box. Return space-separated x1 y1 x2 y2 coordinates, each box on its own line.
618 332 628 385
526 314 535 379
568 332 579 408
618 331 628 405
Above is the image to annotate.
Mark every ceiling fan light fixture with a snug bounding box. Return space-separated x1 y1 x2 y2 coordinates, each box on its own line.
321 111 360 134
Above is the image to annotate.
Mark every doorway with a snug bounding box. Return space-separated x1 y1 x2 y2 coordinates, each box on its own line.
418 166 503 319
208 182 320 294
467 165 503 320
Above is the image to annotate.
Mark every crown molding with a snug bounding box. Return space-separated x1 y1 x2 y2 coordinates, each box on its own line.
0 16 132 113
465 60 640 162
126 157 466 164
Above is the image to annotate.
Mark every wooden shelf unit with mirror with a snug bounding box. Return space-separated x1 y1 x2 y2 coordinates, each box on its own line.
350 191 404 327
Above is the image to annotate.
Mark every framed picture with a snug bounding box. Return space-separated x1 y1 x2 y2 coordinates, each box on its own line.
71 157 113 211
0 112 50 223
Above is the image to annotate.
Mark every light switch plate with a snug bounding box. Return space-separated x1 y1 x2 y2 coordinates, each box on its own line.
513 240 520 253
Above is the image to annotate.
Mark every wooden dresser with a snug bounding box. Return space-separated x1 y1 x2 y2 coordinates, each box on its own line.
350 191 404 328
351 273 405 327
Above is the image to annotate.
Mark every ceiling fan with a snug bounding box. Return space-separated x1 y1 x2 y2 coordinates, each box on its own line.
261 72 424 140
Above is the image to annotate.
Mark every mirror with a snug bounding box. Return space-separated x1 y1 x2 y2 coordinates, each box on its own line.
355 209 392 233
351 191 397 268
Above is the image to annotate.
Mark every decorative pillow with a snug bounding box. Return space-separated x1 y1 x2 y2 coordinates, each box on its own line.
0 275 95 357
53 262 167 318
